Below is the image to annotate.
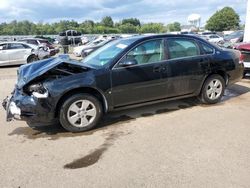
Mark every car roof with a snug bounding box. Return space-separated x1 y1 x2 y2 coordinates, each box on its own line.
0 41 31 44
122 34 206 42
116 34 220 51
20 38 48 41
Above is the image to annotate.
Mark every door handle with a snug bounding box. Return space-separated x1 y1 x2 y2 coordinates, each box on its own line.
153 66 162 73
161 66 168 73
153 65 167 73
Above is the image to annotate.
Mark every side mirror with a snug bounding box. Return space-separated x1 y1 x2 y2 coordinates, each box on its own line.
119 59 138 67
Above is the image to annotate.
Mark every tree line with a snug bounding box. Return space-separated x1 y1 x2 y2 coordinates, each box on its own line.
0 17 181 35
0 6 242 35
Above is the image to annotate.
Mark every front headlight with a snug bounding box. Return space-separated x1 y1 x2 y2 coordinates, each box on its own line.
28 83 45 93
27 83 49 98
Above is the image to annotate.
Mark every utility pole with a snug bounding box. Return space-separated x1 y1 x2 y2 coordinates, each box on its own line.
244 0 250 42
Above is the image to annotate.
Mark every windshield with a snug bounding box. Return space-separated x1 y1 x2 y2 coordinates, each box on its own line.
81 38 137 68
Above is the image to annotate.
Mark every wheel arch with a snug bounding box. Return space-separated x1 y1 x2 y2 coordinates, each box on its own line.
54 87 108 118
198 70 228 95
26 54 38 63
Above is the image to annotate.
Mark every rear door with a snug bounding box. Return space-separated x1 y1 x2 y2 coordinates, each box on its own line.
111 39 168 107
164 38 210 97
0 43 9 66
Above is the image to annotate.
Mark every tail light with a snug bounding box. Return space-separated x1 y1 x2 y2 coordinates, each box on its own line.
239 53 245 64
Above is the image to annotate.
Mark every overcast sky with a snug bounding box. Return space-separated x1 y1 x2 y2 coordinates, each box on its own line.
0 0 248 25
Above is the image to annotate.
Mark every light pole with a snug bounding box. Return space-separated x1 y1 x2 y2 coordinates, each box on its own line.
244 0 250 42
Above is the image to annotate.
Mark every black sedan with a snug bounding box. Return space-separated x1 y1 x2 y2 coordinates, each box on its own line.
2 34 244 132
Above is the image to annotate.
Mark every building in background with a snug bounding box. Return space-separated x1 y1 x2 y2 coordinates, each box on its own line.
188 14 201 29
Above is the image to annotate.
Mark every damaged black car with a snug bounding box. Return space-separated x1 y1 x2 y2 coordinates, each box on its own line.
2 35 244 132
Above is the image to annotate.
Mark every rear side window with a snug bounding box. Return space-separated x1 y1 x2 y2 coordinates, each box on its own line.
209 35 219 39
8 43 26 49
39 40 51 45
167 38 200 59
28 40 39 45
200 42 214 54
22 44 32 49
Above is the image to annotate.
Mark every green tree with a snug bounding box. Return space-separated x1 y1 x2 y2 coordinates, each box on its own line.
140 23 165 33
79 20 95 34
100 16 114 27
121 18 141 27
205 7 240 31
119 23 138 33
166 22 181 32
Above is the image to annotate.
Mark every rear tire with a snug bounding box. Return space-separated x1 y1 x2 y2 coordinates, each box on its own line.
200 74 225 104
59 94 102 132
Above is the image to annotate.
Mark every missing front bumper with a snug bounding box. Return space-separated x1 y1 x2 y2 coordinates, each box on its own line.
2 96 21 121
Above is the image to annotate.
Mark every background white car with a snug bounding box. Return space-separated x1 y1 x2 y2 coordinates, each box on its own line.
207 34 224 43
73 36 108 57
0 42 39 66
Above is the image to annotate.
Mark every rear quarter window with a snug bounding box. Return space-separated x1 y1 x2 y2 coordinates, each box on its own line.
200 42 215 55
28 40 39 45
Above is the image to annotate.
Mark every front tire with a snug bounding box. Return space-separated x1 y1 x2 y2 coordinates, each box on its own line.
27 55 38 63
200 74 225 104
59 94 102 132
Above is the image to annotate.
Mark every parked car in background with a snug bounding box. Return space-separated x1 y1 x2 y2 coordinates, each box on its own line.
224 30 244 43
35 45 51 60
19 38 59 56
73 36 109 57
202 31 217 35
235 43 250 75
206 34 224 43
0 42 38 66
58 30 82 45
2 34 244 132
81 39 116 58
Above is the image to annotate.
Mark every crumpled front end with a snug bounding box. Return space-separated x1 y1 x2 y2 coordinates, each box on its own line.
2 95 21 121
2 86 57 126
2 55 90 126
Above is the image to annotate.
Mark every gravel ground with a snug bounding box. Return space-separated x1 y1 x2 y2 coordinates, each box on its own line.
0 66 250 188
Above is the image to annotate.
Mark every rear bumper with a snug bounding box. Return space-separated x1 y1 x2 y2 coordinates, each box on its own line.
244 61 250 72
228 64 244 85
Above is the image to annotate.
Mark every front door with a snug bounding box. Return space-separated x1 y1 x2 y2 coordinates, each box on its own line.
0 43 9 66
111 39 168 107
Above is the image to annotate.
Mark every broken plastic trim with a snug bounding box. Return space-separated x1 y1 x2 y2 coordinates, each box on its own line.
9 101 21 119
32 90 49 98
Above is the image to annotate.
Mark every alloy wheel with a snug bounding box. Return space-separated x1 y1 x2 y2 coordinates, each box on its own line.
206 79 223 100
67 99 97 127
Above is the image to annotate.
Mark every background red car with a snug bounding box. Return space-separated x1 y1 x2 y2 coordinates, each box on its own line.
235 42 250 75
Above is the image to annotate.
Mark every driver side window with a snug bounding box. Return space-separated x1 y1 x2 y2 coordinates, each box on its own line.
124 39 164 65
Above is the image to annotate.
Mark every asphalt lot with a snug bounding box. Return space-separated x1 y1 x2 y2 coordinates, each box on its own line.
0 66 250 188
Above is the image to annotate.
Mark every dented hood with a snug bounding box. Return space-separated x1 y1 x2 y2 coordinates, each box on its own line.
17 55 83 88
